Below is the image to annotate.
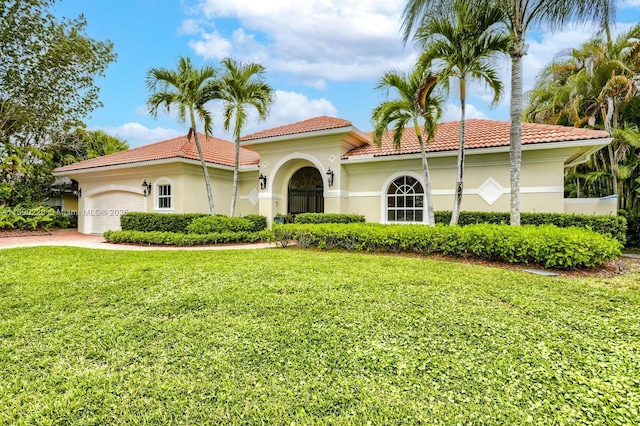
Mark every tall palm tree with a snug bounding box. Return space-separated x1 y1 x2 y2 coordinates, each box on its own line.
217 58 273 217
415 0 509 225
146 56 218 214
371 64 443 226
402 0 616 225
525 24 640 210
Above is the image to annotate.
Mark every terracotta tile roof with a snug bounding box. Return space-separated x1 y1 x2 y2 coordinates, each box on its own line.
344 119 611 158
54 133 260 173
241 116 353 141
54 119 610 173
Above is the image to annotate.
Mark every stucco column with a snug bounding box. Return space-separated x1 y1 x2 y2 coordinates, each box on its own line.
259 193 279 226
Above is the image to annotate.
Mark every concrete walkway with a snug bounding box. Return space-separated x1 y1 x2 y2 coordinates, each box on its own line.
0 229 275 251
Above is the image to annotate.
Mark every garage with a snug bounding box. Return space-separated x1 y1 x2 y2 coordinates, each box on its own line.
88 191 145 234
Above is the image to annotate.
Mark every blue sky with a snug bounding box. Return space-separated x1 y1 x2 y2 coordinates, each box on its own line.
53 0 640 147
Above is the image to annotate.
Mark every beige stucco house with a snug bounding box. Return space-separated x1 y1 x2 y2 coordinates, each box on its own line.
54 116 614 234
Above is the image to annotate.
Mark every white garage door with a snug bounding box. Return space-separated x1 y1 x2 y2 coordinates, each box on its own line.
89 191 145 234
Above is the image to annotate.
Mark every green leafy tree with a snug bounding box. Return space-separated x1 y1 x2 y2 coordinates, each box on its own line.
217 58 274 217
371 64 443 226
85 130 129 159
402 0 616 225
146 57 218 214
0 0 115 206
50 129 129 166
415 0 509 225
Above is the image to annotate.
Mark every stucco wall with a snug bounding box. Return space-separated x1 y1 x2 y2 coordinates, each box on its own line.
244 133 348 222
564 196 617 215
342 149 565 223
63 132 611 233
69 161 262 233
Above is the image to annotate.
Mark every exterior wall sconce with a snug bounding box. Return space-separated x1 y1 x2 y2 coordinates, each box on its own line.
142 180 152 197
326 168 334 187
259 173 267 190
74 188 82 198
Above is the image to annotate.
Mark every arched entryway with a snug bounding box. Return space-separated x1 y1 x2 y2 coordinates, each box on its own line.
288 166 324 215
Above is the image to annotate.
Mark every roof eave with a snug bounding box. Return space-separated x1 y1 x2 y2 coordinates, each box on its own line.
53 157 259 176
563 139 611 167
342 137 613 164
241 126 368 146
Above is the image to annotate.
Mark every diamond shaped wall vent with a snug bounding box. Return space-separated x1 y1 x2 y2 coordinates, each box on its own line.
477 177 504 205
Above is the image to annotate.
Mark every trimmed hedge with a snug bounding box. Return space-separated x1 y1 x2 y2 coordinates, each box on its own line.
120 212 268 234
244 214 268 232
273 223 621 270
103 229 274 246
120 212 209 233
294 213 366 224
186 216 254 234
434 211 627 245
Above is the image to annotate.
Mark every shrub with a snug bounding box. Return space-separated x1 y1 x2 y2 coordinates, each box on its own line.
51 211 72 229
0 205 58 231
294 213 366 224
103 229 273 246
243 214 268 232
273 223 621 269
186 216 254 234
619 210 640 248
434 211 627 245
120 212 209 233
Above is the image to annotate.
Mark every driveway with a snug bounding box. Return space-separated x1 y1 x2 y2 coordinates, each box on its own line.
0 229 274 251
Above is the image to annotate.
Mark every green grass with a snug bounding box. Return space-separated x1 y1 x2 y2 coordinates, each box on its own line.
1 247 639 424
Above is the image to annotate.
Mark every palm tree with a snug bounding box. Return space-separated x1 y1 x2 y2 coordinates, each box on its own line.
85 130 129 158
525 24 640 210
402 0 616 225
146 56 218 214
415 0 509 225
217 58 273 217
371 64 443 226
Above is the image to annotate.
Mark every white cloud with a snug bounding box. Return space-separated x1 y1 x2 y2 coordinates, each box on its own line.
97 90 336 147
620 0 640 7
523 26 594 91
188 30 233 59
267 90 339 124
441 103 489 123
176 0 637 126
185 0 414 85
207 89 339 138
457 25 599 114
98 123 184 148
178 19 201 35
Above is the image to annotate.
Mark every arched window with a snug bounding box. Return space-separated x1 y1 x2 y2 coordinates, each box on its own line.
387 176 424 222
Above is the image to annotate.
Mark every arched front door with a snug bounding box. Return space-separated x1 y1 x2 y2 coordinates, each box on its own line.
288 167 324 215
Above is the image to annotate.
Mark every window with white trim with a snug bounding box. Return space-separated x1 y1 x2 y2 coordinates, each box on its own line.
387 176 424 222
157 184 172 209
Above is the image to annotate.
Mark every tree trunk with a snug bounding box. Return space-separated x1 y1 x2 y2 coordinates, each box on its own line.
450 88 466 226
416 129 435 226
607 143 618 193
190 127 215 215
230 138 241 217
510 49 524 226
607 111 621 208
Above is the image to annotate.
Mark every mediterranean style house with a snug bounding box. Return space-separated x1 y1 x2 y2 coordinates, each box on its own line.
54 116 615 234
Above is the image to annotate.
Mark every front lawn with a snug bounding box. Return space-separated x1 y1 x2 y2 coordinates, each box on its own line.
0 248 638 424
